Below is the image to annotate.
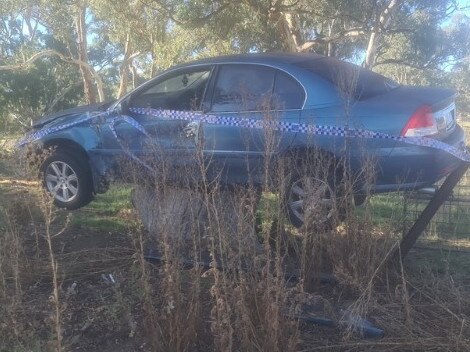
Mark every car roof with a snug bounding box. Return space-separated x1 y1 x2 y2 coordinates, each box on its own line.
174 52 326 68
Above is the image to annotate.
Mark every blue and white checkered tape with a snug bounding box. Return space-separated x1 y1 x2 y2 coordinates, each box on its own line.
18 112 104 146
17 107 470 164
127 107 470 163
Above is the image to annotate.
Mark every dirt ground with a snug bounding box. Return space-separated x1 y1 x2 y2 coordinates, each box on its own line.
1 175 470 351
0 178 143 351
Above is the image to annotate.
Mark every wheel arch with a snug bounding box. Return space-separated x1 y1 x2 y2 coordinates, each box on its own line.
43 138 90 162
282 146 366 206
280 146 344 179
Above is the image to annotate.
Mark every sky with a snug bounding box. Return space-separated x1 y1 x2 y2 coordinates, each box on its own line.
457 0 470 14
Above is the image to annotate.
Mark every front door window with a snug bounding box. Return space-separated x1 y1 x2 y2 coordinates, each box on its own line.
130 68 211 111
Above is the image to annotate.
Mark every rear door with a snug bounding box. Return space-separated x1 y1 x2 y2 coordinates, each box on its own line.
202 64 303 184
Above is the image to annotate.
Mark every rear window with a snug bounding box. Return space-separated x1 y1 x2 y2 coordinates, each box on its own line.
296 58 398 100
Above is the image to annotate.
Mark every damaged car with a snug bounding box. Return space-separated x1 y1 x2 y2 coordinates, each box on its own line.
19 53 467 227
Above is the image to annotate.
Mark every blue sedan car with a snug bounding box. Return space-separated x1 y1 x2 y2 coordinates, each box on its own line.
21 53 467 227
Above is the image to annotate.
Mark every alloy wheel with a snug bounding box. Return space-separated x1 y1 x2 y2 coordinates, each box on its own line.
288 176 335 225
45 161 79 203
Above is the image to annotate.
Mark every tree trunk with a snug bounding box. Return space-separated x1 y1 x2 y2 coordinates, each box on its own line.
268 9 303 52
274 11 363 54
280 12 302 52
117 31 132 98
327 18 337 57
75 3 96 104
131 63 138 90
364 0 401 69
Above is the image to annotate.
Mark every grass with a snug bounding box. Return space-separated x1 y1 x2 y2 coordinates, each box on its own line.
70 184 134 232
0 145 14 176
460 120 470 129
0 157 11 175
358 189 470 242
0 178 134 233
407 246 470 281
0 185 468 351
0 179 42 228
361 193 406 227
406 201 470 240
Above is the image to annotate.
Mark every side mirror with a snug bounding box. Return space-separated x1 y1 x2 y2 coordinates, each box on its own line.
114 97 129 115
201 101 210 113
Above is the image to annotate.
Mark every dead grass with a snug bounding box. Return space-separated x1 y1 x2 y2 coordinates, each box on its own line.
0 114 469 352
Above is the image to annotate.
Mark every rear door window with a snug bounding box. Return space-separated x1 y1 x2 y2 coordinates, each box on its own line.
272 71 305 109
211 65 275 112
297 58 398 100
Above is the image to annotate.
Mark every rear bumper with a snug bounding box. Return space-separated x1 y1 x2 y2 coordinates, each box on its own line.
369 124 467 193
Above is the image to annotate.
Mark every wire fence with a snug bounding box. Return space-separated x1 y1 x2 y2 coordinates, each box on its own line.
403 124 470 239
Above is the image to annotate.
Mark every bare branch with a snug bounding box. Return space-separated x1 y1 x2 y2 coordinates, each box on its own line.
0 50 58 71
298 27 366 52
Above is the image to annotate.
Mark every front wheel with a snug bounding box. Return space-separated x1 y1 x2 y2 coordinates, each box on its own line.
41 151 93 210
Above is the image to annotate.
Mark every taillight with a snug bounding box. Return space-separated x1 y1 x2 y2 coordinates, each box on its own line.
401 105 438 137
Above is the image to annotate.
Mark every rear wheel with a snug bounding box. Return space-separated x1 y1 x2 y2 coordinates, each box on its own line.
41 151 93 209
280 152 349 230
284 173 337 229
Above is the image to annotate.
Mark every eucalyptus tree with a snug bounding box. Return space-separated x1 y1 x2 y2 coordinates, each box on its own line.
0 0 84 129
1 0 468 131
0 0 106 104
155 0 464 66
90 0 170 97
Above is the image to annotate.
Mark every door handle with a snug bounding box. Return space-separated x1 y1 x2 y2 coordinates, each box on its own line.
183 121 200 139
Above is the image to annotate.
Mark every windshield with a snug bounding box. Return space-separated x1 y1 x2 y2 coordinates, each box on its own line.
296 58 399 100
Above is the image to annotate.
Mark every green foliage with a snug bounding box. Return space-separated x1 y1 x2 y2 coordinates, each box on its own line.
450 62 470 120
0 0 469 133
0 59 83 129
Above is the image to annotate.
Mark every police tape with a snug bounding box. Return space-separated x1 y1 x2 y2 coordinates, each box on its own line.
128 107 470 163
18 111 106 146
17 107 470 164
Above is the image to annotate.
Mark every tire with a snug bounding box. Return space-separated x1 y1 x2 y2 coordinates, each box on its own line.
283 172 338 229
281 155 343 230
40 151 93 210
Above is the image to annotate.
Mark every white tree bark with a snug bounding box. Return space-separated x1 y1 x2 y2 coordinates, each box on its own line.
364 0 401 69
118 31 132 98
276 11 364 53
75 3 95 103
281 12 302 52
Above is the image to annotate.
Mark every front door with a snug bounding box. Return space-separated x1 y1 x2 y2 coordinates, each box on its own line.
101 66 213 171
